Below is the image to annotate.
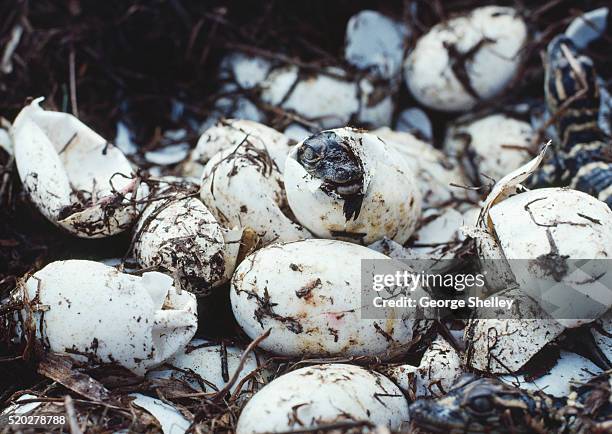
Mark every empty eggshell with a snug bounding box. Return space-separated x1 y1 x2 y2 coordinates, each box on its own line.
344 10 408 80
219 52 272 90
500 351 602 397
373 128 469 208
404 6 527 111
565 7 609 49
235 364 409 434
231 239 428 357
130 394 190 434
183 119 292 178
385 335 463 398
445 114 533 183
12 98 137 238
133 180 240 294
464 288 565 374
147 339 260 394
285 128 421 245
16 260 197 375
200 141 311 245
395 108 433 141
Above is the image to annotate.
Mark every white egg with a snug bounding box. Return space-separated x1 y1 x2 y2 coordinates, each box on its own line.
133 180 240 294
147 339 260 395
372 127 469 209
344 10 408 80
445 114 534 183
15 260 197 375
395 108 433 141
285 128 421 245
231 239 428 357
385 336 463 398
183 119 292 178
236 364 409 433
261 66 360 129
200 140 311 245
404 6 527 111
464 288 565 374
11 98 137 238
500 351 602 397
219 52 272 90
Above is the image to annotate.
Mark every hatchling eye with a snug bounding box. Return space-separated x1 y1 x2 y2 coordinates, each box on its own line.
301 146 321 163
468 396 494 414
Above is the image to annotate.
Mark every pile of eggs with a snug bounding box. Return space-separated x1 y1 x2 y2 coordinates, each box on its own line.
2 4 611 434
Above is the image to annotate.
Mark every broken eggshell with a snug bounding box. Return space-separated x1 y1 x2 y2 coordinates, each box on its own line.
404 6 527 112
130 393 190 434
444 114 534 184
133 179 241 294
146 339 260 395
284 128 421 245
235 364 409 434
200 140 311 245
500 351 602 398
231 239 429 357
384 335 463 398
16 260 197 375
464 288 565 375
183 119 293 178
12 98 137 238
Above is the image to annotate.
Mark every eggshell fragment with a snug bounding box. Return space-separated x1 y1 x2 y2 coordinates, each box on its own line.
231 239 427 357
17 260 197 375
183 119 292 178
385 336 463 398
500 351 602 397
235 364 409 433
373 127 469 208
445 114 533 183
464 288 565 374
147 339 260 394
285 128 421 245
200 142 310 245
130 394 190 434
12 98 137 238
404 6 527 111
565 7 609 49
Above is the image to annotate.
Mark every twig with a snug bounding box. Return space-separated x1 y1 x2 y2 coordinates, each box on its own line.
69 47 78 117
64 395 83 434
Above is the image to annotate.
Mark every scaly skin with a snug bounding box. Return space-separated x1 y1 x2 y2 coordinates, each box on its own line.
530 35 612 208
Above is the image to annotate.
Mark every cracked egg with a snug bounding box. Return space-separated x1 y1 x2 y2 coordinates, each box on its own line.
284 128 422 245
404 6 527 112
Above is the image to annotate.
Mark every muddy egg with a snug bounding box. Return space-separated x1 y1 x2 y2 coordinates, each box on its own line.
404 6 527 112
200 139 311 245
482 188 612 327
373 128 470 208
231 239 429 357
284 128 421 245
236 364 409 434
445 114 533 184
15 260 197 375
182 119 292 178
133 179 242 294
12 98 137 238
147 339 260 395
